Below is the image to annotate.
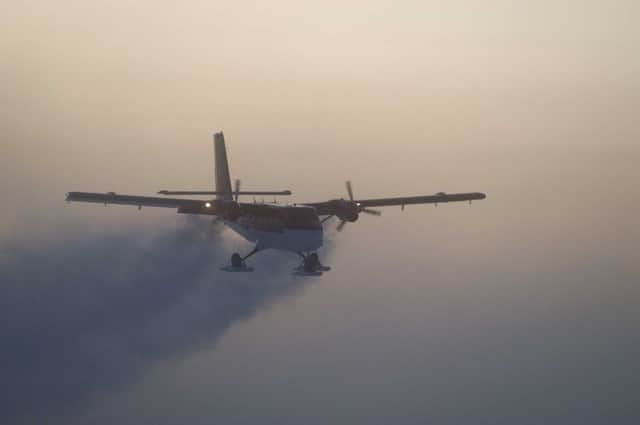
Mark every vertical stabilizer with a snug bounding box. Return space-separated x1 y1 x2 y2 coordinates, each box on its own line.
213 132 232 200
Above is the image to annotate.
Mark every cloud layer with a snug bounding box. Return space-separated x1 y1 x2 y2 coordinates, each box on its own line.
0 219 310 423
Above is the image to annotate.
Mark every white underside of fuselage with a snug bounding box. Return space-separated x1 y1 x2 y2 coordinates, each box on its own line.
223 221 323 253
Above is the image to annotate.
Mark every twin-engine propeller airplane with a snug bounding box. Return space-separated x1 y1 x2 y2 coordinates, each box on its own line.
66 132 486 275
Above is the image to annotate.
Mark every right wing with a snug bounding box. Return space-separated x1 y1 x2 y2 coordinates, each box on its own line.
307 192 486 215
356 192 486 208
65 192 218 215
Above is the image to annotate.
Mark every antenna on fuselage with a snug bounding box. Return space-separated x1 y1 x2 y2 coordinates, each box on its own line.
234 179 241 202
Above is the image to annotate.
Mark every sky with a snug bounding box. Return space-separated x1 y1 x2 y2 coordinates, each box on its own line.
1 1 639 424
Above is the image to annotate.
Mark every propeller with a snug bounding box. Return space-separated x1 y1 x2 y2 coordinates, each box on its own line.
346 180 381 216
234 179 241 202
346 181 354 202
336 181 381 231
360 208 382 216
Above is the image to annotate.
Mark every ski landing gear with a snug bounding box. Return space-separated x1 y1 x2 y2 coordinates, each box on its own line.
293 252 331 276
220 247 258 272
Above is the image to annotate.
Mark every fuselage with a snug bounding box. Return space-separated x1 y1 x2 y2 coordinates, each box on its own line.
222 203 323 253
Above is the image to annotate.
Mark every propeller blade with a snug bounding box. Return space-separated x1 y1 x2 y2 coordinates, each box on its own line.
234 179 241 201
346 181 354 201
321 215 335 224
361 208 382 216
336 220 347 232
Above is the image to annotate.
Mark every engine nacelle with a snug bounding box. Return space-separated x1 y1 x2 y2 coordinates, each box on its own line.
333 200 360 222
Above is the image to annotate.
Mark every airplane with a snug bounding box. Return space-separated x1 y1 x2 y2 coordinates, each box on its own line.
66 132 486 275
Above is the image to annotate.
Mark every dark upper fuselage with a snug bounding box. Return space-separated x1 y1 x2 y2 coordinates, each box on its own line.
221 202 321 233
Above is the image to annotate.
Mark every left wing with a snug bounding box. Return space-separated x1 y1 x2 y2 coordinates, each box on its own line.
66 192 218 215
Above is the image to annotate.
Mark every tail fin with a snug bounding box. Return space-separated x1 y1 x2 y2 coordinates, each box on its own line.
213 132 232 200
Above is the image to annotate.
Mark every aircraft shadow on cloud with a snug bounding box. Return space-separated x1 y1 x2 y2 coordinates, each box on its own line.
66 132 486 275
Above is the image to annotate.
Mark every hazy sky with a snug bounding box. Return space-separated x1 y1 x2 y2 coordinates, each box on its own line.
1 2 639 424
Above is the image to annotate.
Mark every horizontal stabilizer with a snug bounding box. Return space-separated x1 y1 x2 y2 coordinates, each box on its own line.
157 190 292 196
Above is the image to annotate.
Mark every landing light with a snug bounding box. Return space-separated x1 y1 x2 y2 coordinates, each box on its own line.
205 202 211 208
